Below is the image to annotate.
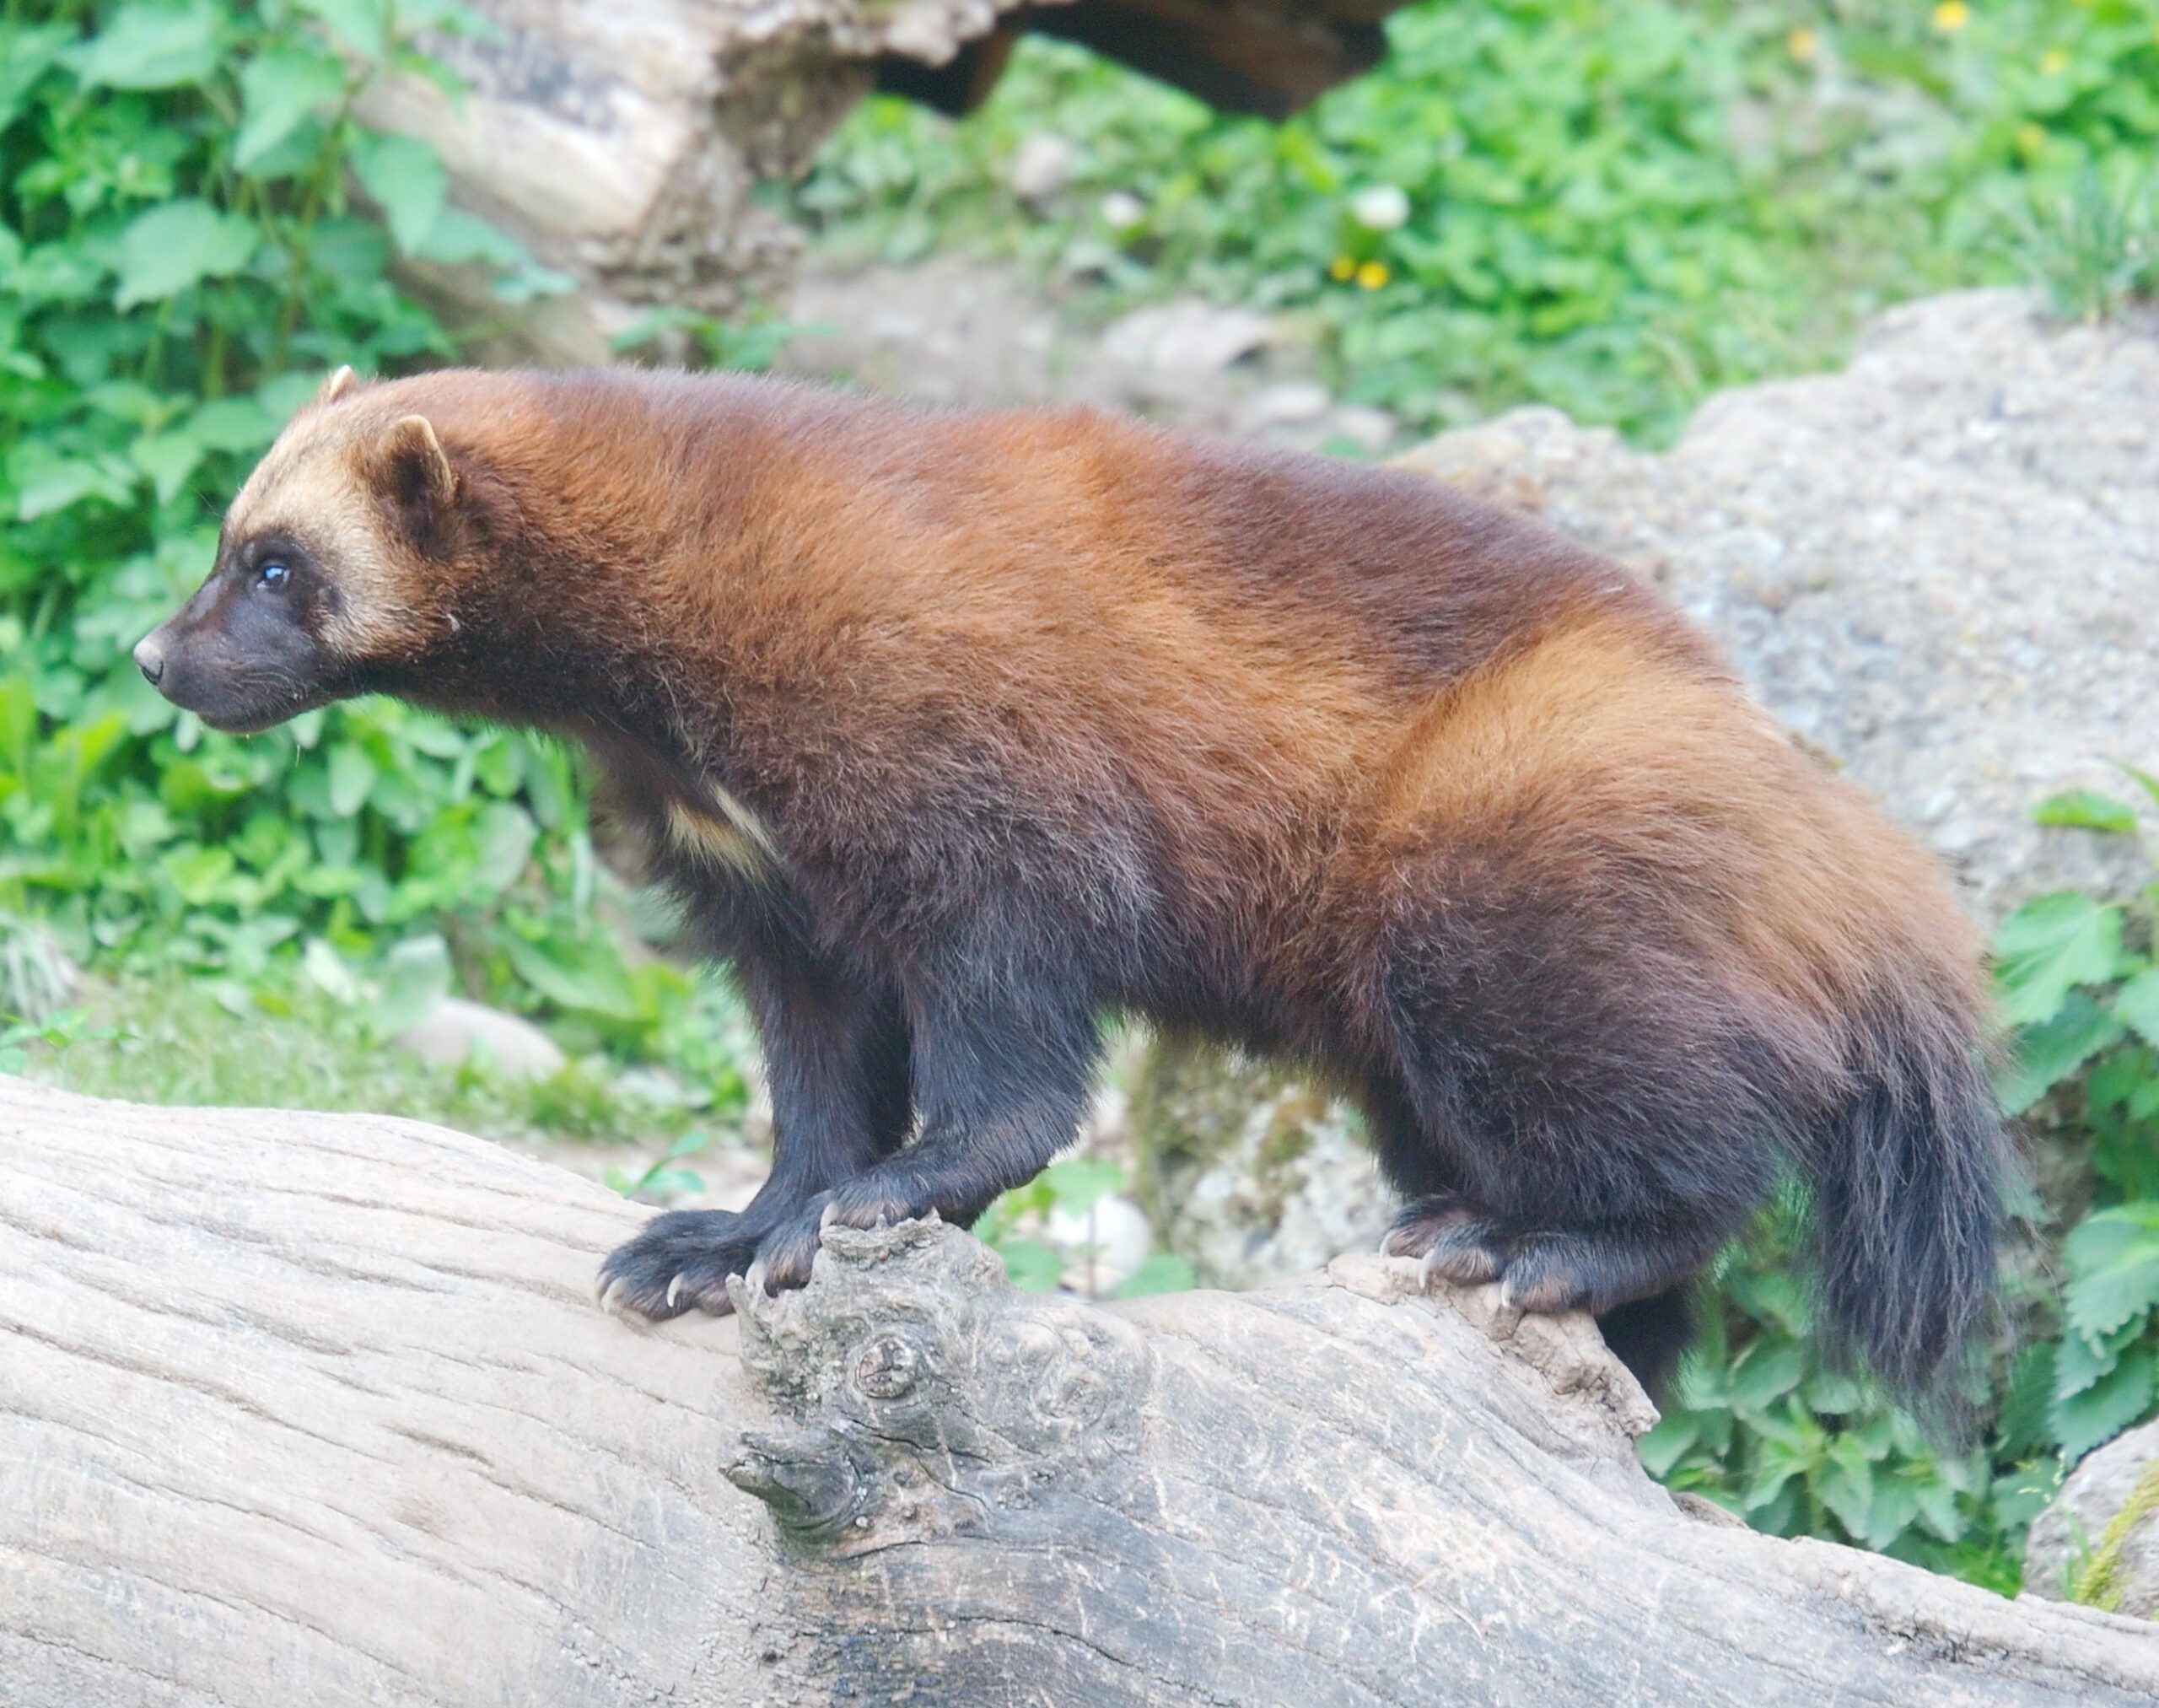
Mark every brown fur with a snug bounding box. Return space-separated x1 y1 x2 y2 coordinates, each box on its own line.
140 367 2006 1401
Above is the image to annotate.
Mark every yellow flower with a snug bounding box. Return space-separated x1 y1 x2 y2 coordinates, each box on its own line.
1787 27 1819 62
2039 46 2069 74
1931 0 1970 32
2016 121 2046 157
1355 261 1390 290
1329 255 1357 282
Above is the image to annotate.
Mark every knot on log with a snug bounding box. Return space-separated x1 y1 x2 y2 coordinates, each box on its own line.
724 1216 1145 1553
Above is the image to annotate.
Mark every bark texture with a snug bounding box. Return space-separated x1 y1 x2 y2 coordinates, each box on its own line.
3 1076 2155 1705
358 0 1054 365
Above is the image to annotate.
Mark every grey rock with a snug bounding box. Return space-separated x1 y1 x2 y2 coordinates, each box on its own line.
1129 1038 1392 1290
1099 298 1276 374
2025 1419 2159 1614
1395 289 2159 921
395 996 566 1080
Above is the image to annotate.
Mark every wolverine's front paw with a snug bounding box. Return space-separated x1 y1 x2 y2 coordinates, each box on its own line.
598 1209 764 1321
1383 1194 1505 1289
749 1183 928 1296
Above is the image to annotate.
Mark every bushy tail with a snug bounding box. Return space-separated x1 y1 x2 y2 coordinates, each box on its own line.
1806 989 2009 1411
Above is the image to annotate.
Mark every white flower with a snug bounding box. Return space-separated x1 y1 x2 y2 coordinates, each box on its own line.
1351 184 1411 232
1100 191 1147 231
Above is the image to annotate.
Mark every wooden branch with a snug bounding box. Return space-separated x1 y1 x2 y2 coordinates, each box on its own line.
3 1077 2153 1703
356 0 1053 365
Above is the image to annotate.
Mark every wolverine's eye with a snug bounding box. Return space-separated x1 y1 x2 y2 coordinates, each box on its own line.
256 561 290 592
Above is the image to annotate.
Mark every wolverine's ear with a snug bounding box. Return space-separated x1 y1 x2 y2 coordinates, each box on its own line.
316 364 359 407
380 414 459 541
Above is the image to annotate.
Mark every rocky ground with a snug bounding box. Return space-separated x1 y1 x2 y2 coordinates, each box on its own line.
783 254 1402 454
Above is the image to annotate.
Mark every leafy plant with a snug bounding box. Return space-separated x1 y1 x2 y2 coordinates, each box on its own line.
1638 1188 2045 1591
606 1129 713 1204
0 2 757 1123
0 1005 112 1074
796 0 2159 441
973 1154 1196 1299
2003 159 2159 322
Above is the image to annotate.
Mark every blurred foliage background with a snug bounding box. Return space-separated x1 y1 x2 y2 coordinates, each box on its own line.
3 0 2158 1599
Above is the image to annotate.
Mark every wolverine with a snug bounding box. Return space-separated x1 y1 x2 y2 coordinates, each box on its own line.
137 364 2006 1401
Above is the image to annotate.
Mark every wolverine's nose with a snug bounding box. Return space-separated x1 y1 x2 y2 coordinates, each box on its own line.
133 634 164 685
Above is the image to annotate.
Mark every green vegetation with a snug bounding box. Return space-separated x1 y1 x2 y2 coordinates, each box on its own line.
0 0 756 1150
799 0 2159 439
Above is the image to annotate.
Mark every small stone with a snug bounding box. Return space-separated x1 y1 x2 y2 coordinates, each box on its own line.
1008 134 1075 202
1047 1193 1154 1294
2023 1419 2159 1612
1239 382 1333 431
1100 299 1274 374
395 997 565 1081
1323 405 1400 453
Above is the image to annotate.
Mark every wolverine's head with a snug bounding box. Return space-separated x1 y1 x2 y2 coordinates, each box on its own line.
136 365 482 734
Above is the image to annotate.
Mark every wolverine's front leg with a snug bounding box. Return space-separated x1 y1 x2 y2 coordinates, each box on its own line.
751 957 1101 1292
599 955 910 1320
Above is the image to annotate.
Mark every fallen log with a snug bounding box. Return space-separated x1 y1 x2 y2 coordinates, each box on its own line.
2 1076 2152 1704
355 0 1054 366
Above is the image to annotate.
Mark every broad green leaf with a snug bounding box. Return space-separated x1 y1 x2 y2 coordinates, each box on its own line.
412 206 526 268
0 24 74 131
471 801 537 892
234 47 347 171
2032 790 2139 833
1113 1253 1197 1298
2062 1206 2159 1344
993 1237 1066 1293
1726 1339 1807 1411
350 132 448 255
1911 1476 1963 1544
161 843 234 905
1634 1410 1699 1479
297 0 390 57
1993 892 2124 1026
2054 1317 2127 1401
1743 1435 1813 1511
131 432 204 504
303 936 362 1004
2049 1344 2156 1463
2113 967 2159 1051
503 932 638 1020
1041 1156 1125 1216
369 934 451 1038
1995 993 2126 1114
1813 1444 1879 1542
8 445 137 520
188 397 278 452
62 0 220 91
326 744 377 816
114 200 257 309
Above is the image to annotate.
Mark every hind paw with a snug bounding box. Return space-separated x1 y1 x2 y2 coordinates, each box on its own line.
1383 1195 1505 1289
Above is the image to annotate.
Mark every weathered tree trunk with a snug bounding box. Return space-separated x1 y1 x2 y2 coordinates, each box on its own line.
357 0 1056 366
3 1077 2153 1705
